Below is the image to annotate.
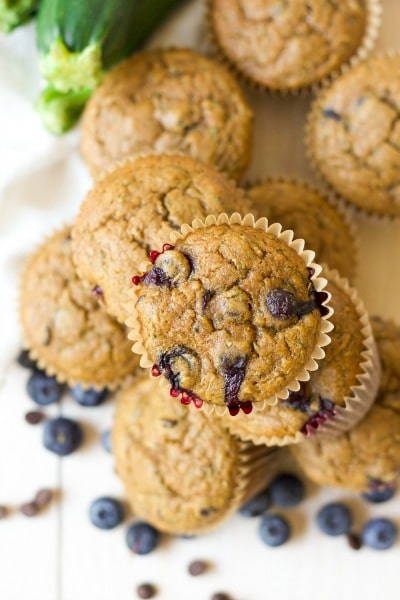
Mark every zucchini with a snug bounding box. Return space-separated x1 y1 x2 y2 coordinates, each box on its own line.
0 0 38 33
36 0 186 134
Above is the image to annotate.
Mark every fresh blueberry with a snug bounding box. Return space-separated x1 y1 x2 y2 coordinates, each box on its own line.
239 488 271 517
362 518 397 550
126 521 161 555
27 371 64 405
71 384 108 407
43 417 83 456
259 514 291 547
316 503 352 536
101 430 112 453
89 497 124 530
17 349 38 370
362 487 396 503
269 474 305 508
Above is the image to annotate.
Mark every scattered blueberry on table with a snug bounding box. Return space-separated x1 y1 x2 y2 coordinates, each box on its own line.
316 502 353 536
259 514 291 547
268 474 305 508
71 384 108 407
362 518 398 550
43 417 83 456
126 522 161 555
89 497 124 530
27 371 64 405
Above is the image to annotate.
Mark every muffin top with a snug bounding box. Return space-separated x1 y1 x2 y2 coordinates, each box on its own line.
224 276 365 442
246 180 355 280
81 48 253 180
131 222 327 411
291 318 400 492
71 154 250 324
209 0 366 90
112 377 244 534
308 55 400 216
20 228 139 389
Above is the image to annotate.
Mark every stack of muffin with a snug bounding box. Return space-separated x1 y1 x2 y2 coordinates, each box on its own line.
19 0 400 537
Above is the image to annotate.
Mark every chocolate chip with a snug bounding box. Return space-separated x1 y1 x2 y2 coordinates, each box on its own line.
25 410 45 425
35 488 53 507
188 560 208 576
136 583 157 598
20 501 39 517
211 593 232 600
0 506 8 519
323 108 342 121
347 532 362 550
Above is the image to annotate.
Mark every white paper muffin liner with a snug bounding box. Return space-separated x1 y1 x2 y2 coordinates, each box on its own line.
125 212 334 416
206 0 381 95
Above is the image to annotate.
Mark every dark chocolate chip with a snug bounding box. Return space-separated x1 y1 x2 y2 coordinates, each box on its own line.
25 410 45 425
35 489 53 507
347 532 362 550
222 356 247 409
20 501 39 517
323 108 342 121
188 560 208 576
136 583 157 598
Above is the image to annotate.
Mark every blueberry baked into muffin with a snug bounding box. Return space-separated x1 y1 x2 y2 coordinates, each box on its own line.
129 219 331 413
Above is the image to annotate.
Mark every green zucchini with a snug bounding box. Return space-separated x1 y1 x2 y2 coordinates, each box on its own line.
0 0 38 33
36 0 186 133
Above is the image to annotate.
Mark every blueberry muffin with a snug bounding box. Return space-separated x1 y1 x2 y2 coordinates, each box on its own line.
224 271 375 444
246 180 356 280
20 227 140 390
81 48 253 180
71 154 250 324
307 55 400 216
129 218 331 412
112 377 276 534
291 318 400 493
208 0 368 91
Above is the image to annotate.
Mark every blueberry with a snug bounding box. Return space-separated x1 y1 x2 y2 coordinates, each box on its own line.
259 514 291 547
17 349 38 370
269 474 305 508
27 371 64 405
362 518 397 550
126 521 161 555
43 417 83 456
101 430 112 453
362 487 396 504
239 488 271 517
89 497 124 530
71 384 108 407
316 503 352 536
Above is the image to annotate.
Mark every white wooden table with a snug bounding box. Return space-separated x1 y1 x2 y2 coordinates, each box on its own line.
1 2 399 599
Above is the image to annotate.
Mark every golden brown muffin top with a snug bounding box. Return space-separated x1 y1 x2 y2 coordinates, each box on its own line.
246 180 355 281
308 55 400 216
71 154 250 324
210 0 366 89
291 318 400 491
81 48 253 180
224 277 365 442
20 228 139 389
112 378 243 534
133 223 325 410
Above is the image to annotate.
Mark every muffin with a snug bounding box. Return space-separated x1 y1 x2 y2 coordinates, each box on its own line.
307 54 400 216
81 48 253 180
290 318 400 493
19 228 140 390
246 180 356 280
127 213 332 413
112 377 277 535
223 269 379 445
71 154 250 324
208 0 370 91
